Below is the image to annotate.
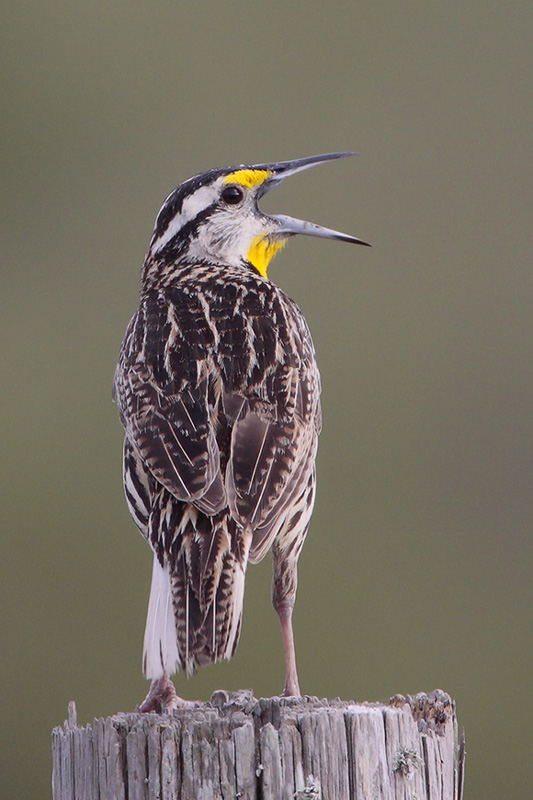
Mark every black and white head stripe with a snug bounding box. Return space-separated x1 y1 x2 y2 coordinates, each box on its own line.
149 169 229 257
148 159 277 257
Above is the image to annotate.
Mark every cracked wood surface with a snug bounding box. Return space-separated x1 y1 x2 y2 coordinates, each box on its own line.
52 689 464 800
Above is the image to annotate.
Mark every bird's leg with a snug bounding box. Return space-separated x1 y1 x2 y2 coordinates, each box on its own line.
272 549 301 697
137 673 195 713
276 598 301 697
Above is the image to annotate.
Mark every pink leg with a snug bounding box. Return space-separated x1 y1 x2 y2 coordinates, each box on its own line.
272 546 303 697
276 600 301 697
137 673 195 713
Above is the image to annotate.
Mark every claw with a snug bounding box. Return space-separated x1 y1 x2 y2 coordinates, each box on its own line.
137 674 195 713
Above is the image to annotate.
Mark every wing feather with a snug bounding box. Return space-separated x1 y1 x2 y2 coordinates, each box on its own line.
225 360 320 558
114 279 321 540
114 293 227 513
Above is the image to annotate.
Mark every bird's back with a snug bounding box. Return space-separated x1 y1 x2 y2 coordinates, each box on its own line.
114 264 321 675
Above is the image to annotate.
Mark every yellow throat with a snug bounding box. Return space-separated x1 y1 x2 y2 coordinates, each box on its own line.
247 235 286 279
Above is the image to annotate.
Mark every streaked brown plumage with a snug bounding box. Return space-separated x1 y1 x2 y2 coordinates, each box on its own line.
113 153 369 709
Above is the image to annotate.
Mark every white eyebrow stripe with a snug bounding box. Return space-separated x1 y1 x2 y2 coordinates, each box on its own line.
152 184 220 253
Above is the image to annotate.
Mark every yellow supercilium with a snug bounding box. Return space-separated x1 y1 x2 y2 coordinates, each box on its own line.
223 169 272 189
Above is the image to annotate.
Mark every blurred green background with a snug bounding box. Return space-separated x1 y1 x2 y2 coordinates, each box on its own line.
2 1 532 797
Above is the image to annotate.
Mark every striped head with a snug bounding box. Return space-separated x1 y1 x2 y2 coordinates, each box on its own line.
142 153 370 289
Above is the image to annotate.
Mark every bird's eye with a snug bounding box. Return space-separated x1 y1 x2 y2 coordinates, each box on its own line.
221 185 244 205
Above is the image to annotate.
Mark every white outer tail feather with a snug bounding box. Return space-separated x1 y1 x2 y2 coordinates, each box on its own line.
143 554 180 679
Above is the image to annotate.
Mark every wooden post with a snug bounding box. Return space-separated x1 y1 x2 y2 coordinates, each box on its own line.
52 689 465 800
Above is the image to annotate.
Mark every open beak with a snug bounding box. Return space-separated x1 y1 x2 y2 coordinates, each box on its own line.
257 152 371 247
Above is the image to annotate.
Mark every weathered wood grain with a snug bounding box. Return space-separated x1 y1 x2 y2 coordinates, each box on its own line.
52 689 464 800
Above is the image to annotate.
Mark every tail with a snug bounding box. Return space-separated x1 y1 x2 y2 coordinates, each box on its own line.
143 555 180 679
142 506 252 679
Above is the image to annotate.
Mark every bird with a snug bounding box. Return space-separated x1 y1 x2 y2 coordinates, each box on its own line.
113 152 369 711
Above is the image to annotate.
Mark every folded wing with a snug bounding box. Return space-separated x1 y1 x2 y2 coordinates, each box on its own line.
114 285 321 543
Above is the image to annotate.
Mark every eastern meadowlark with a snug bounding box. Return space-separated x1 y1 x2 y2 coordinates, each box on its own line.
113 153 369 711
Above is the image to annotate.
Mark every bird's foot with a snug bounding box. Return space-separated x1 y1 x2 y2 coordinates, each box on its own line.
280 678 301 698
137 674 195 713
280 689 301 698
